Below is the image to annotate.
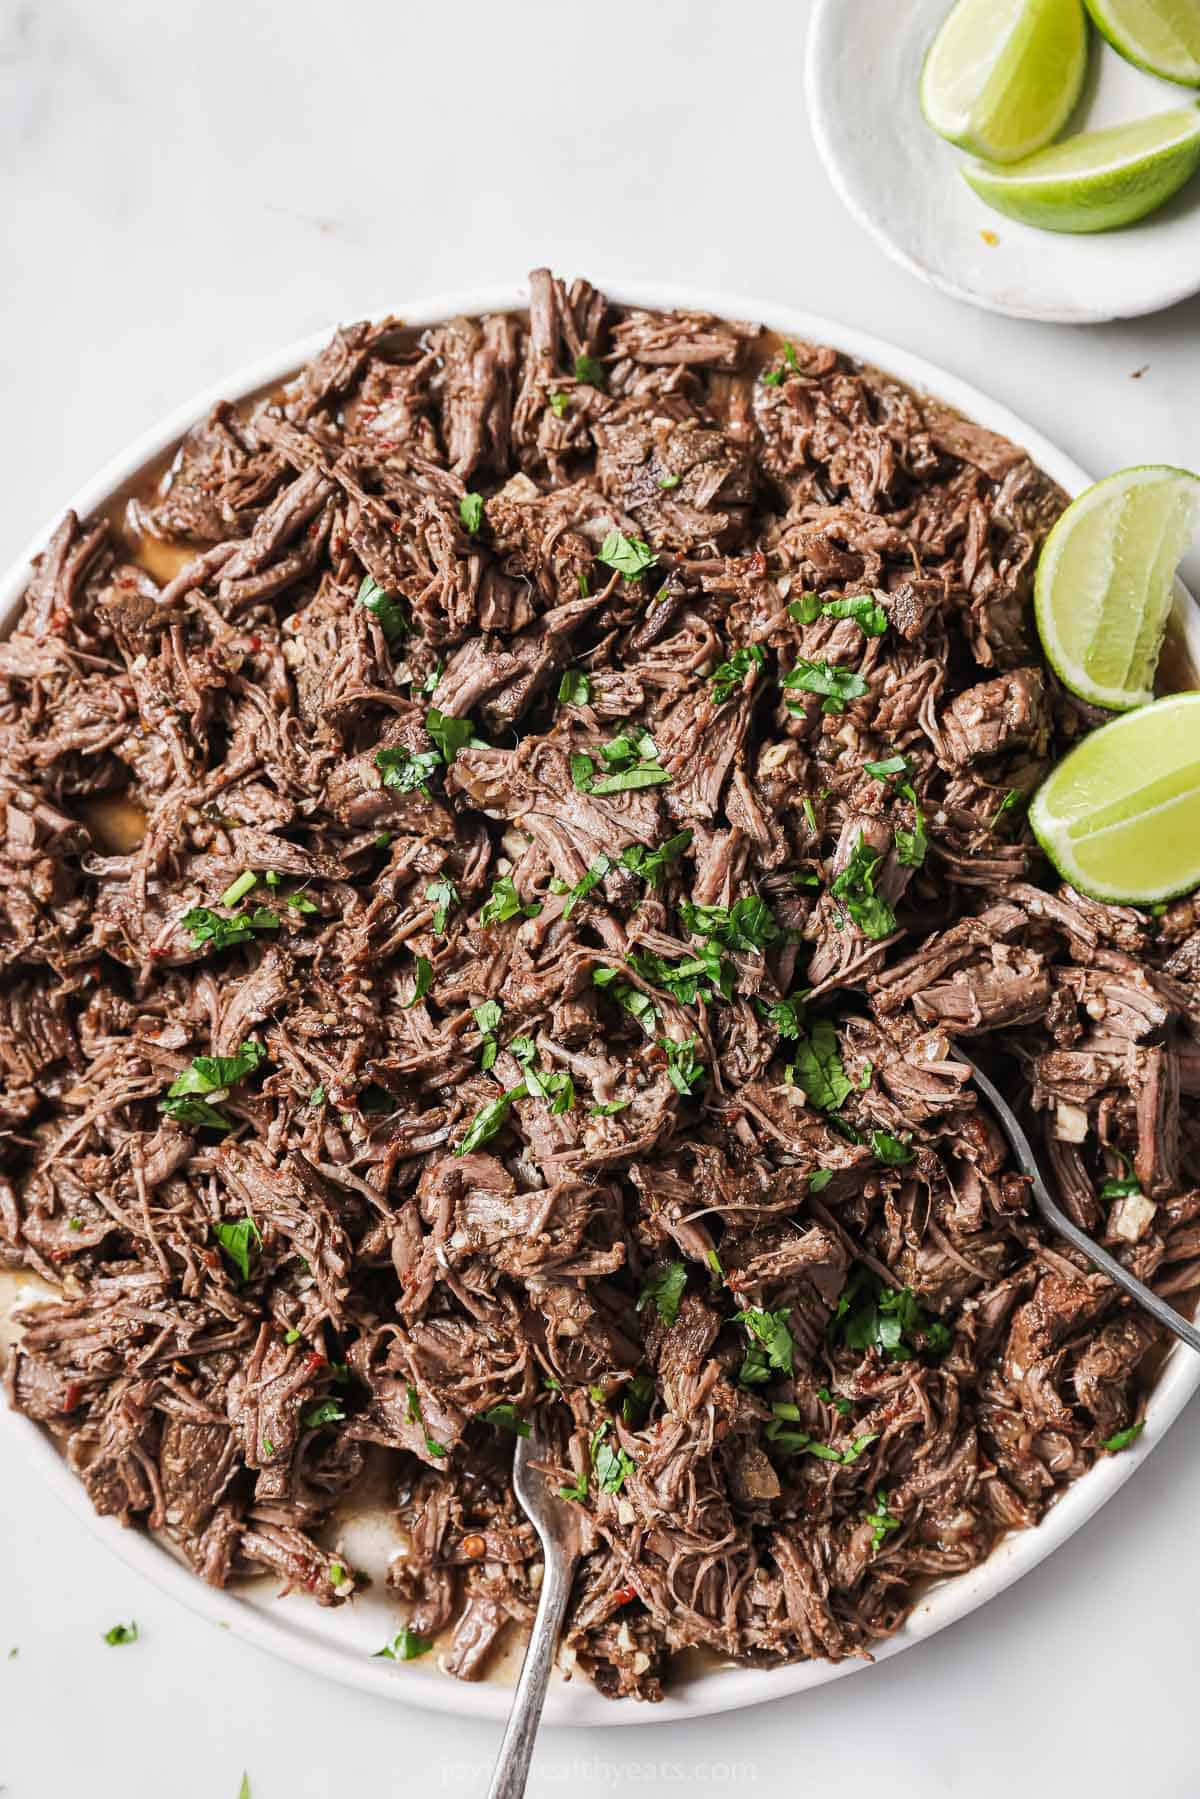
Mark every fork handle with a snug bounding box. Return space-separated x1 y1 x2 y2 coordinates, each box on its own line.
486 1544 578 1799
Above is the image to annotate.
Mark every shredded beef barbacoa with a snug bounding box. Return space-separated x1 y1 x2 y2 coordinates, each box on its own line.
4 269 1199 1700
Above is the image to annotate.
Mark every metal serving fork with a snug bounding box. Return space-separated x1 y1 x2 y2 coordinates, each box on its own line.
950 1043 1200 1355
486 1423 583 1799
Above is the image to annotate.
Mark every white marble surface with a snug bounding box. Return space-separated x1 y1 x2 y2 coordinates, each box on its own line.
1 1 1199 1796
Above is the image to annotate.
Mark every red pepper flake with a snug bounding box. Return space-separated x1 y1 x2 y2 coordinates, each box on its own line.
614 1584 637 1606
248 635 262 652
62 1381 83 1414
303 1351 328 1377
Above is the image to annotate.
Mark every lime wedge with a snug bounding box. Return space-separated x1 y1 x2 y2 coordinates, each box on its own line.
964 106 1200 230
1034 465 1200 710
920 0 1089 162
1030 693 1200 901
1086 0 1200 84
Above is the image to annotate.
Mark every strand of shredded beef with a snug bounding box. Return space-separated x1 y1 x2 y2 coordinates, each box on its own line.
2 268 1198 1701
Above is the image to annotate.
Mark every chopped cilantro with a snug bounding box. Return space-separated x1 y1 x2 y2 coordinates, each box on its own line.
549 390 570 419
356 573 408 642
458 492 485 536
375 1627 434 1661
864 755 909 781
473 999 502 1070
808 1168 834 1193
592 966 659 1035
679 893 780 953
657 470 681 490
833 1268 949 1363
558 668 591 705
402 955 433 1009
574 352 606 387
1102 1421 1145 1452
182 905 279 952
560 1467 589 1502
213 1216 262 1285
661 1034 706 1096
831 834 897 939
736 1308 794 1385
103 1622 138 1647
894 782 928 870
621 828 692 888
822 593 888 636
375 743 441 797
597 530 657 582
425 708 479 764
309 1086 326 1108
479 874 541 928
483 1403 530 1437
455 1084 525 1156
591 1422 635 1494
425 878 458 933
589 1098 630 1117
989 787 1025 833
621 1372 655 1426
782 659 869 716
637 1261 688 1326
709 643 765 704
870 1130 915 1166
789 1019 852 1112
561 854 611 920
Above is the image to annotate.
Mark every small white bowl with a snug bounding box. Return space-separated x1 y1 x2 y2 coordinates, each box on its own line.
806 0 1200 323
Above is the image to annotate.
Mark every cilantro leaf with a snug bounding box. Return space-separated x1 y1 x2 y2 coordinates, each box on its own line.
558 669 591 705
483 1403 530 1437
782 659 869 716
710 643 765 704
679 893 780 953
182 905 280 952
822 593 888 636
425 708 478 765
894 782 928 870
809 1168 834 1193
559 1468 589 1502
455 1084 525 1156
831 834 897 939
735 1308 794 1384
870 1130 915 1166
620 829 692 888
757 994 806 1039
1102 1421 1145 1452
589 1099 630 1117
214 1216 262 1285
570 751 596 792
661 1034 706 1097
473 999 502 1069
103 1622 138 1647
402 955 433 1009
549 390 570 419
637 1261 688 1326
592 966 659 1035
458 492 484 536
425 878 458 933
597 531 657 582
789 1019 852 1112
574 352 606 387
356 573 408 642
591 1422 634 1494
375 1627 434 1661
864 755 909 781
479 874 542 928
561 854 611 920
375 744 441 796
833 1269 949 1363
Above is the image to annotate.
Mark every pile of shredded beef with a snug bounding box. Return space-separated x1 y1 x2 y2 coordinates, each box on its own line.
4 269 1199 1701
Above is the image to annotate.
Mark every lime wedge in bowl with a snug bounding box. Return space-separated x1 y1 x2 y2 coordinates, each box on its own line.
964 106 1200 230
1030 693 1200 901
921 0 1089 161
1085 0 1200 85
1034 465 1200 710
